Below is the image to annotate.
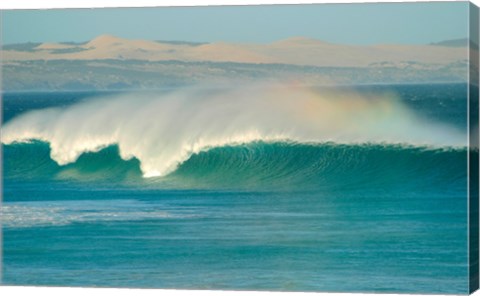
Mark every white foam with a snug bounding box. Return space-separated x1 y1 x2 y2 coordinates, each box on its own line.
1 200 194 228
1 83 467 177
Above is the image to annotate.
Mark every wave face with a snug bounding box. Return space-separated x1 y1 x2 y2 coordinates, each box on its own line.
1 84 466 178
3 141 467 192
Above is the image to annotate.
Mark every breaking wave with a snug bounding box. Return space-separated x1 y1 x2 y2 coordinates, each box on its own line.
3 141 467 192
1 84 467 180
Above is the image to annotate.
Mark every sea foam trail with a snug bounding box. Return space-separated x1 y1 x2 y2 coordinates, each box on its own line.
1 84 466 177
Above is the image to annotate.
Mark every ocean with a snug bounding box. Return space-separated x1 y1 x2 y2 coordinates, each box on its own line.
0 83 475 293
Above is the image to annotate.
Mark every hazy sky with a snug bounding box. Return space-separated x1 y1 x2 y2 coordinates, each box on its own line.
2 2 469 45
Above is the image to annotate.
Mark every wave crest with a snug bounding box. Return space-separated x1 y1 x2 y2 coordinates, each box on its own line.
3 142 467 192
1 84 466 177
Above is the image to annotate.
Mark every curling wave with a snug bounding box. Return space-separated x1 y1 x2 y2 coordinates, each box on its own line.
1 84 467 178
3 141 468 192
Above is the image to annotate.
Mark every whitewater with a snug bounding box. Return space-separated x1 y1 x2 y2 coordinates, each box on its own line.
1 83 466 178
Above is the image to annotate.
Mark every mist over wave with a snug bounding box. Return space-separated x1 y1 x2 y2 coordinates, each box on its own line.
1 83 466 177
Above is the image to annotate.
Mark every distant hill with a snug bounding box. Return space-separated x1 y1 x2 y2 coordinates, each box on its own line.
2 42 41 52
1 35 474 91
2 34 468 67
429 38 470 47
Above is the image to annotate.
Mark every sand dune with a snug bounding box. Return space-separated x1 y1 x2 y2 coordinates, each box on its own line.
35 43 75 50
2 34 468 67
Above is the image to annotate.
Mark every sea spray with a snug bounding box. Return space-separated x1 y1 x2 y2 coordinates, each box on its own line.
1 83 466 177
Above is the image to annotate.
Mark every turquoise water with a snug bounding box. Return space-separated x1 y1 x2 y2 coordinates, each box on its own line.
1 84 474 293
